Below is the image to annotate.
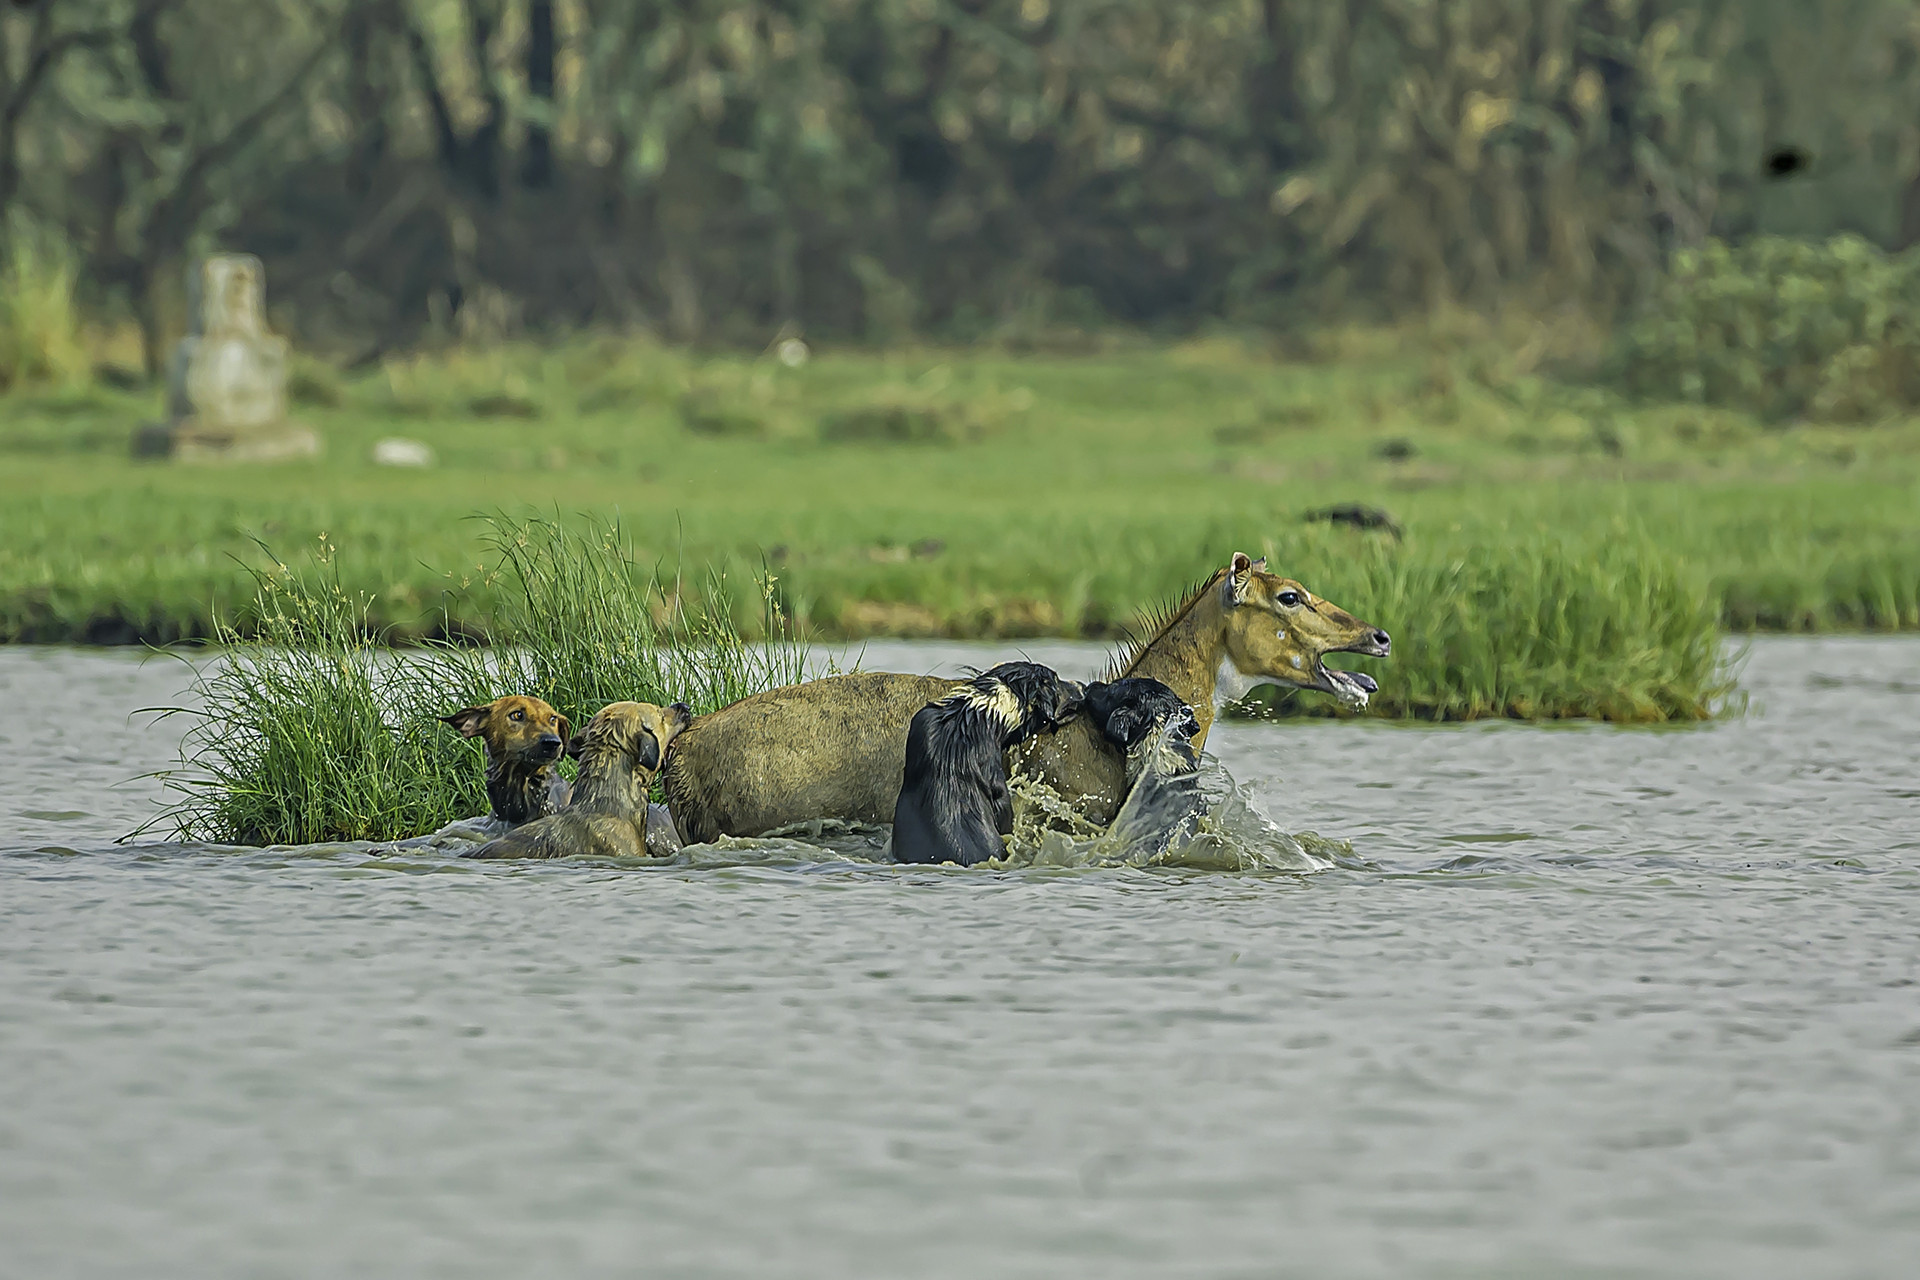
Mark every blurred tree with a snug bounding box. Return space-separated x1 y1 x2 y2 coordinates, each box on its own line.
2 0 1918 361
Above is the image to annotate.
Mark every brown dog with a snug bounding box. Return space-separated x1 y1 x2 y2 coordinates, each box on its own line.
440 695 573 828
468 701 692 860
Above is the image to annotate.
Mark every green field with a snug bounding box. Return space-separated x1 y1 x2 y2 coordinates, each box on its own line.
6 330 1919 721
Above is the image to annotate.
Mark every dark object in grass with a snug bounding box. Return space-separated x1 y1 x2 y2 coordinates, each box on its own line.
1304 503 1403 539
1590 420 1625 457
1215 404 1321 446
95 363 146 391
1374 437 1416 462
819 402 959 443
440 694 573 827
468 392 541 419
679 389 766 437
289 367 344 408
131 422 175 459
892 662 1084 866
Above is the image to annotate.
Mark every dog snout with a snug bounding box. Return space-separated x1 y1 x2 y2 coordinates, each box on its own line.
1369 629 1391 655
536 732 564 756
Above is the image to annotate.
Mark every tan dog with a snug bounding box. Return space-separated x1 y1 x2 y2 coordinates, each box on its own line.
468 701 692 860
440 695 574 827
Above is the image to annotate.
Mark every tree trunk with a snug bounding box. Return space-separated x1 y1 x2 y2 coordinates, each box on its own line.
459 0 504 200
1248 0 1300 170
344 1 391 196
131 258 166 382
522 0 555 188
1897 177 1920 251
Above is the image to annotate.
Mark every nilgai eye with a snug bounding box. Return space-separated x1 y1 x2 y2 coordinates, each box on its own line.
1277 591 1301 607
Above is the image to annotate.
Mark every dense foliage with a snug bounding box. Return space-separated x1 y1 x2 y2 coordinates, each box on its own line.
1616 236 1920 420
6 0 1920 363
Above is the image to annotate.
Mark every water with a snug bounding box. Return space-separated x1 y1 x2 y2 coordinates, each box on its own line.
3 638 1917 1278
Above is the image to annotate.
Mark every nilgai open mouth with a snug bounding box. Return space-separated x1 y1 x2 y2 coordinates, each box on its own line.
1315 632 1389 708
1317 663 1379 707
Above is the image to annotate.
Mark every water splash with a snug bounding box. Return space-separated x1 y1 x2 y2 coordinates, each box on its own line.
1000 723 1343 873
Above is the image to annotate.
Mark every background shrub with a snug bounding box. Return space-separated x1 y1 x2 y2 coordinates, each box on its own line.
1615 237 1920 420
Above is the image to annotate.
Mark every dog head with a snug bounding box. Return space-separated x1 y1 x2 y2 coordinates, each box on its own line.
440 695 571 768
972 661 1084 746
1082 677 1200 776
566 700 694 774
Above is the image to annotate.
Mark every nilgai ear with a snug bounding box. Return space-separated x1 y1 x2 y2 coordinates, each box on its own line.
1225 552 1255 606
440 706 491 738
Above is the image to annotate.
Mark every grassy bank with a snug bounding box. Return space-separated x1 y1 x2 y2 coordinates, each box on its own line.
7 328 1918 719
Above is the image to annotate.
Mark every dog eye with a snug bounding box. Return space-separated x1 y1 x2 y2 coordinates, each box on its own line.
509 710 524 721
1276 591 1302 607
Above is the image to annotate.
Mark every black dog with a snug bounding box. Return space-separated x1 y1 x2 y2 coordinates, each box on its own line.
891 662 1083 866
1080 678 1200 783
1081 678 1205 855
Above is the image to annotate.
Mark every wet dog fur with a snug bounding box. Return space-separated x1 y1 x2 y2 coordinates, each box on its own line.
1080 677 1205 856
1080 678 1201 785
440 695 573 827
468 701 691 860
891 662 1082 867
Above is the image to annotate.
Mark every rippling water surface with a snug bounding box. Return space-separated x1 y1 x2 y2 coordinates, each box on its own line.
3 638 1918 1278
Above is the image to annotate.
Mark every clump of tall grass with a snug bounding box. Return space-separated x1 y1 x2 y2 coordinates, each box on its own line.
149 514 805 845
0 216 88 391
479 513 805 714
1233 527 1738 723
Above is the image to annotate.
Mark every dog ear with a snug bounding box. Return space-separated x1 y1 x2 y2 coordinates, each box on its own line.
1105 705 1143 749
1224 552 1255 606
637 729 661 771
555 714 572 748
440 706 490 738
564 732 584 759
668 702 693 728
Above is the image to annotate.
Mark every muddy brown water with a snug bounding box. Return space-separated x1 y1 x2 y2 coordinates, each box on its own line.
2 638 1917 1278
